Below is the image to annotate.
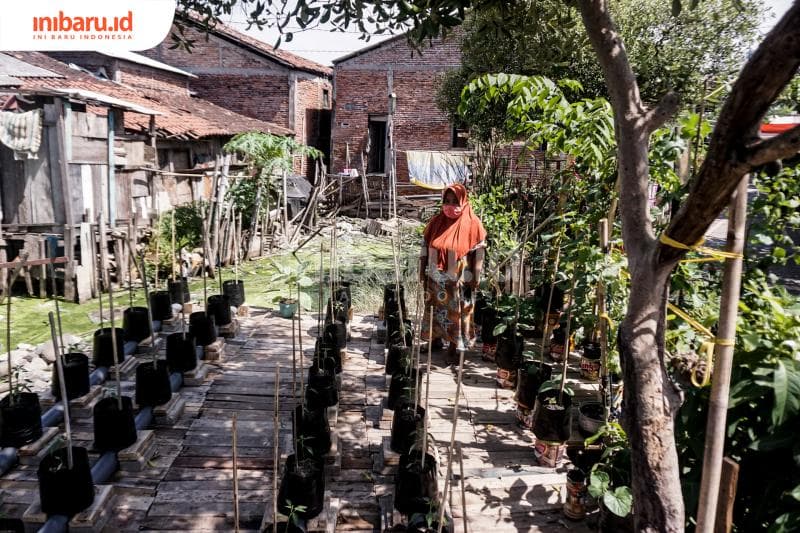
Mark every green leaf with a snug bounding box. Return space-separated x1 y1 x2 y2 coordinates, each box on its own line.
603 486 633 517
773 360 788 426
588 470 610 498
493 323 508 336
791 484 800 502
297 276 314 288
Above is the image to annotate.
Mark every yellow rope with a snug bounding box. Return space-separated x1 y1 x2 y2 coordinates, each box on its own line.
599 312 615 330
659 233 744 261
666 303 715 338
691 341 715 388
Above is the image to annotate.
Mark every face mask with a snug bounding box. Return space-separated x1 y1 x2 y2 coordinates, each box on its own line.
443 205 462 219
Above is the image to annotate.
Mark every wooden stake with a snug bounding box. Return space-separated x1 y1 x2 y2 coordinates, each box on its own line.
171 210 177 281
411 284 423 416
437 346 466 533
154 211 160 290
232 412 240 533
272 364 280 530
292 306 297 401
558 275 578 405
297 280 305 406
539 233 564 366
99 213 123 409
139 252 159 369
459 444 468 533
714 458 739 533
696 175 750 533
597 218 610 418
421 306 433 470
48 312 73 469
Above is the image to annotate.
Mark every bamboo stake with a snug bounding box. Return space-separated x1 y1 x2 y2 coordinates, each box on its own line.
139 252 158 370
421 306 433 470
411 285 423 416
317 242 324 338
597 219 610 418
48 312 73 469
97 226 105 330
154 211 160 291
437 345 466 533
558 275 578 405
272 364 280 530
171 210 177 281
292 304 297 401
390 231 407 347
696 174 750 533
539 233 564 366
99 213 123 409
298 280 305 406
48 260 66 356
232 412 240 533
459 444 468 533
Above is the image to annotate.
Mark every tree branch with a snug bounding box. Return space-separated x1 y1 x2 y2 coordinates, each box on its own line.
659 2 800 265
579 0 654 262
745 124 800 167
644 91 680 133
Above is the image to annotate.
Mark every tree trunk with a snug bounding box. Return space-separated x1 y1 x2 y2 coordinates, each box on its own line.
620 259 684 532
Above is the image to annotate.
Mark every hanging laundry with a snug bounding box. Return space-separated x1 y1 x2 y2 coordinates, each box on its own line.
0 108 42 159
406 150 471 190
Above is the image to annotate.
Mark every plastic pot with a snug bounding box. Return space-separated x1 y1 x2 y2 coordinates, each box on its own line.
277 453 325 520
0 518 24 532
207 294 232 327
406 511 452 533
394 450 438 516
599 502 634 533
0 392 43 447
93 396 137 452
135 360 172 407
385 317 413 348
37 446 94 517
92 327 126 368
390 401 425 455
383 283 407 319
325 297 348 325
149 290 173 321
481 307 499 345
580 342 602 381
387 368 417 411
313 339 341 374
122 307 151 342
293 405 331 457
222 279 246 308
515 362 552 410
278 299 297 319
531 389 573 443
166 332 198 373
385 344 412 376
168 277 190 304
263 522 306 533
323 321 347 350
578 402 605 438
549 328 571 362
474 291 489 327
189 312 217 346
566 445 603 474
334 282 352 314
51 352 90 401
306 366 338 409
563 468 587 520
495 328 523 371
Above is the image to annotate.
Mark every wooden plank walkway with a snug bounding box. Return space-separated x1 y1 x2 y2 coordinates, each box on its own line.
0 308 600 532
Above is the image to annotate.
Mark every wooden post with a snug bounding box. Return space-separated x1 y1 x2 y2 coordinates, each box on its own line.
272 365 280 529
437 346 466 533
232 413 240 533
696 175 749 533
714 458 739 533
107 110 117 227
210 156 222 268
459 444 468 533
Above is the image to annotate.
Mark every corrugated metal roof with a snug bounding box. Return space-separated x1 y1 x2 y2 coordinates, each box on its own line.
98 50 198 78
0 53 63 78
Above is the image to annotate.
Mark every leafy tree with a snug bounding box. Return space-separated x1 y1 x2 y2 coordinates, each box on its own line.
436 0 763 137
181 1 800 531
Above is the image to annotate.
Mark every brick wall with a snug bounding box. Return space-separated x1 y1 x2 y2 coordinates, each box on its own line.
331 32 463 191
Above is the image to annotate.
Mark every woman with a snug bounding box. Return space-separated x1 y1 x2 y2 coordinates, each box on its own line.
419 184 486 361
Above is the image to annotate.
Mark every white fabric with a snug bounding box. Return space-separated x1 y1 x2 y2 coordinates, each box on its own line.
406 150 470 190
0 109 42 159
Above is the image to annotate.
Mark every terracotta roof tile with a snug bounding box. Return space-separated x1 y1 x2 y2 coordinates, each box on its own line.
1 51 292 139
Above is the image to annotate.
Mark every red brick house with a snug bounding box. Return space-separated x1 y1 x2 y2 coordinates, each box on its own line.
141 13 332 176
330 31 467 196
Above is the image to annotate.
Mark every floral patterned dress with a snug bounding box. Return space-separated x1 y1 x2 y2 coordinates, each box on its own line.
420 241 485 351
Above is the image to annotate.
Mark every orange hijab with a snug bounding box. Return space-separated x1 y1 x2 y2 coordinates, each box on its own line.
423 184 487 270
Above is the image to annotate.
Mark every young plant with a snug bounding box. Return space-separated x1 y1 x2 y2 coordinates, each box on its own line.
271 261 314 309
283 499 308 527
586 422 633 518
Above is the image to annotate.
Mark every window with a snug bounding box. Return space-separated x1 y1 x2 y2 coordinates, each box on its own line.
367 116 387 173
452 124 469 148
322 88 330 108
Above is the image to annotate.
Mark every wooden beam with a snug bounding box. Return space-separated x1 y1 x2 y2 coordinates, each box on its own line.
0 256 68 269
714 458 739 533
